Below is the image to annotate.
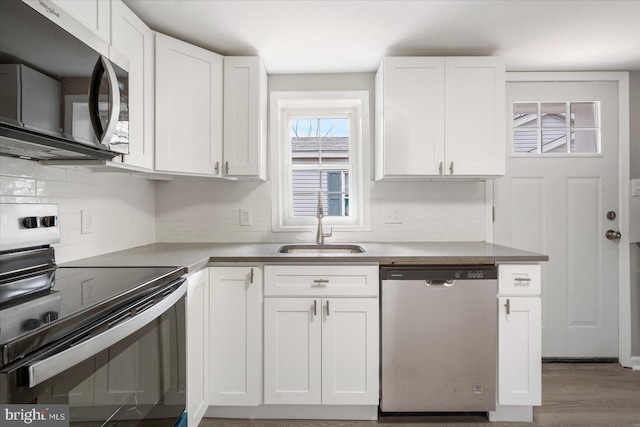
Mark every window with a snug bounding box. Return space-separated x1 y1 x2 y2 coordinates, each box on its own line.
271 92 368 231
512 101 600 154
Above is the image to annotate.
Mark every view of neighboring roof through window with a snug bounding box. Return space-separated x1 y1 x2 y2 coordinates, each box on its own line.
290 118 350 218
512 101 600 154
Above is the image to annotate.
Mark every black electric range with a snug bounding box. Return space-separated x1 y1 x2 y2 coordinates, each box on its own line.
0 265 185 367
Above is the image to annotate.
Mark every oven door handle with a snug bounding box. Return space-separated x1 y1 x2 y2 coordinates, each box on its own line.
27 280 187 388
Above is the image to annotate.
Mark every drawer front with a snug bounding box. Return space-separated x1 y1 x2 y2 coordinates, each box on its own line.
264 265 379 297
498 264 541 295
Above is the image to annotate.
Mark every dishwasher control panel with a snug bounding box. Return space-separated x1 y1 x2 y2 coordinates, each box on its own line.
380 265 497 281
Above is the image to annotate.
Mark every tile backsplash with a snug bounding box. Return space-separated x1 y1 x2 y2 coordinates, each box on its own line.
1 157 489 261
0 157 156 263
155 178 487 243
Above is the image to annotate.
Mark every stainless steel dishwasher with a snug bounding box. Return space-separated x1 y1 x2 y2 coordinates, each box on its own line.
380 265 498 413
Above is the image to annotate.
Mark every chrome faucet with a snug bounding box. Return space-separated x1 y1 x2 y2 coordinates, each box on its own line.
316 192 332 245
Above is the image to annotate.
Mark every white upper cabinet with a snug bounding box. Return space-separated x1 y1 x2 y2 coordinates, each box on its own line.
375 56 505 179
375 57 445 177
110 0 154 170
444 57 505 176
223 57 267 180
50 0 110 42
155 33 223 176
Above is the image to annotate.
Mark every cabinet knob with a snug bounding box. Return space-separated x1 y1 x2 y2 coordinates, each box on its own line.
214 161 219 174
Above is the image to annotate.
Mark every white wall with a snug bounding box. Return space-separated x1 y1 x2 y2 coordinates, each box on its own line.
155 73 488 243
0 157 156 263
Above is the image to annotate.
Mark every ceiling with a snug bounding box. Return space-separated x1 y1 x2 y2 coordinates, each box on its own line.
124 0 640 74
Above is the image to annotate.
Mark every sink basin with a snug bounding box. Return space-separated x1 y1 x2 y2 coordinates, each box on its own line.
277 244 365 254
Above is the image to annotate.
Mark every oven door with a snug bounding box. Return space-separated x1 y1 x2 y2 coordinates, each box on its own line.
1 280 186 426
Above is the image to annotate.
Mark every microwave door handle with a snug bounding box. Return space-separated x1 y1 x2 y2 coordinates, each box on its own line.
26 281 186 388
88 56 120 148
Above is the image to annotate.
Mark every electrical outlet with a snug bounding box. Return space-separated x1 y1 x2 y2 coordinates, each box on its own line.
384 207 402 224
240 208 252 226
81 209 93 234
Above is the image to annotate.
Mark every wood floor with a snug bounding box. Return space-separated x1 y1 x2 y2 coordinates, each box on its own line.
199 363 640 427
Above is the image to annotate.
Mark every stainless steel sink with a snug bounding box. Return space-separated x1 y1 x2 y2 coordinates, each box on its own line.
277 244 365 254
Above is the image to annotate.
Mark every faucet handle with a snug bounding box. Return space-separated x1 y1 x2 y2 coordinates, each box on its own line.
324 227 332 238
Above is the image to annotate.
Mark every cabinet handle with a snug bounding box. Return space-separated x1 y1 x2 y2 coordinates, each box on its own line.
439 162 443 175
214 161 219 174
313 279 329 286
505 298 511 315
313 300 317 316
326 300 330 316
225 161 229 175
250 268 254 284
449 161 454 175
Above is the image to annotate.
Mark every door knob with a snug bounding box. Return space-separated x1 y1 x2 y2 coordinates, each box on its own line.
605 230 621 240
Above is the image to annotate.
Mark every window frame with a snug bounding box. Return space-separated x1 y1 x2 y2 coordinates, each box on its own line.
270 91 369 232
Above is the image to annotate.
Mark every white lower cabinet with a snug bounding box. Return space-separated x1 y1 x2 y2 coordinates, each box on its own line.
498 297 542 406
209 266 262 406
186 268 210 427
492 263 542 422
264 297 378 405
263 264 379 408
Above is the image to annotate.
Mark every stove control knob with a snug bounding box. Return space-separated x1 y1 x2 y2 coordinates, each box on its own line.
22 318 40 331
41 216 58 228
41 311 59 323
22 216 39 229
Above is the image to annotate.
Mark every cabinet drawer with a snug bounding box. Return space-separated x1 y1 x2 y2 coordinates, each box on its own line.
264 265 379 297
498 264 541 295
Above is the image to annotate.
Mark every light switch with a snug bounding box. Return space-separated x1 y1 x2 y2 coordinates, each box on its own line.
631 179 640 197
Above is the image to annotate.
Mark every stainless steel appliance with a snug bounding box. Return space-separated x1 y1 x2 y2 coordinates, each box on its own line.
0 0 128 161
380 265 498 413
0 204 187 426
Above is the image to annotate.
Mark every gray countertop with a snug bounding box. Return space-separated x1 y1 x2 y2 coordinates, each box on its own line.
61 242 548 273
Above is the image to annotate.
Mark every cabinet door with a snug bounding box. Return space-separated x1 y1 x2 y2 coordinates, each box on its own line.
444 57 505 176
110 0 154 170
51 0 110 42
155 33 223 175
223 57 267 179
210 267 262 406
375 57 445 179
322 298 379 405
498 297 542 406
187 269 209 427
264 298 322 404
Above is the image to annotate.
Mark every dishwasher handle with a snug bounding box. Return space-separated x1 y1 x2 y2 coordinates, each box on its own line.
425 279 454 287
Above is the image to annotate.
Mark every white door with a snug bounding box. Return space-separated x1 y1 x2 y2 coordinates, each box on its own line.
321 298 379 405
498 297 542 405
209 266 262 406
494 81 619 358
263 298 321 404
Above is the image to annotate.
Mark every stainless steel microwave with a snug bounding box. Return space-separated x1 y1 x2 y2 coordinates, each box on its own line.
0 0 129 161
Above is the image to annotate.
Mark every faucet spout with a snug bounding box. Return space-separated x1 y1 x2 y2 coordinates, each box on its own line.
315 192 332 244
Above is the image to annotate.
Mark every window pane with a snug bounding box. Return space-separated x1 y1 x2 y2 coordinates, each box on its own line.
541 103 566 127
571 129 599 153
513 129 538 153
290 118 349 165
570 102 598 127
291 169 349 217
513 103 538 128
542 129 567 153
